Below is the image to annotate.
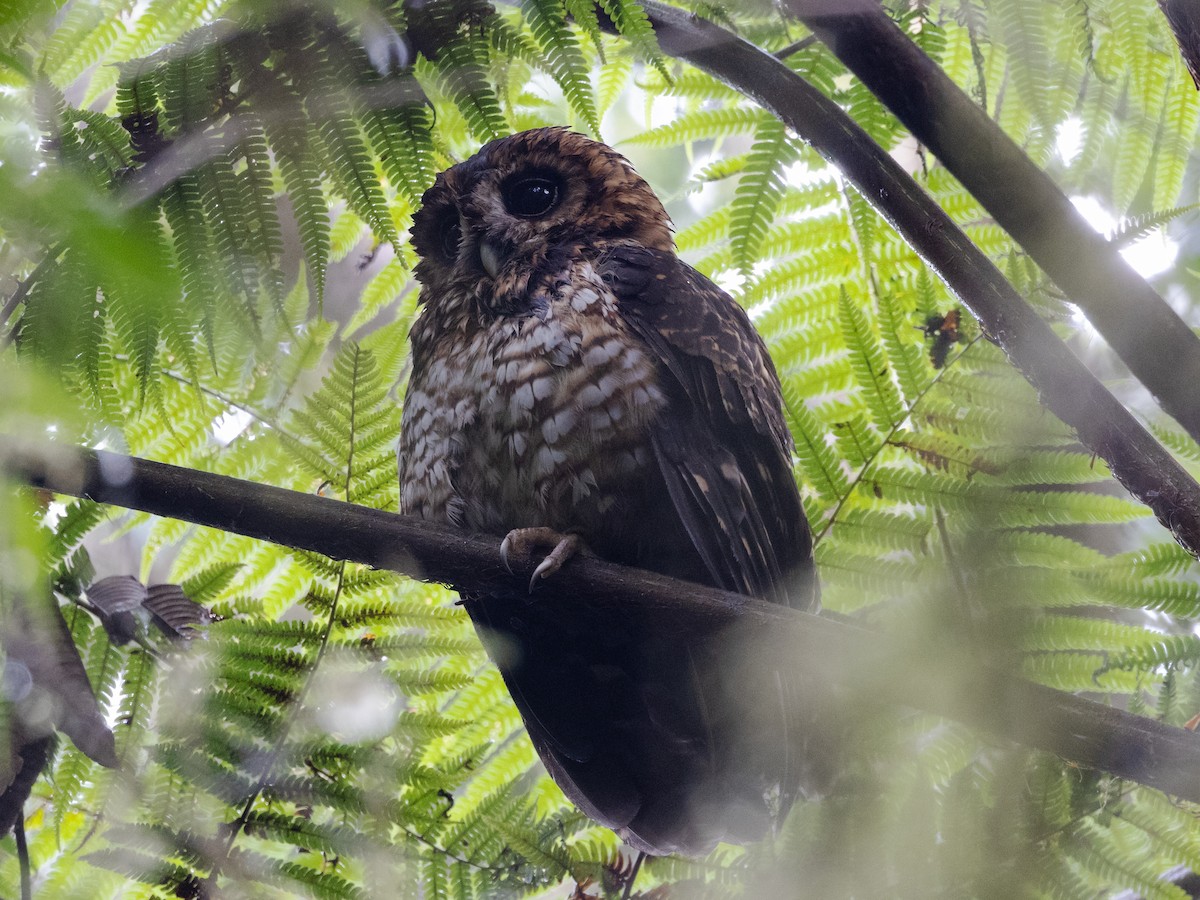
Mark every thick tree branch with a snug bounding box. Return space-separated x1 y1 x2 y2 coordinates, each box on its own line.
6 441 1200 804
784 0 1200 445
624 1 1200 558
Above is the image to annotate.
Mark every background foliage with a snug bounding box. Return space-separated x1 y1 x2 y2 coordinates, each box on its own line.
4 0 1200 896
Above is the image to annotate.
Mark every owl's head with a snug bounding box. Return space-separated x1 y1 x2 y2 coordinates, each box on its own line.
410 128 673 306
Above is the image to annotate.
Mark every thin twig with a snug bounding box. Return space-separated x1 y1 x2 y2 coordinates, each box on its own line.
621 851 646 900
15 814 31 900
773 35 816 59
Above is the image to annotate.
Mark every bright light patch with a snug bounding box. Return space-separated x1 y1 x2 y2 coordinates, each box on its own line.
310 667 402 743
212 408 253 445
1071 195 1117 233
784 158 832 189
1122 232 1179 279
648 95 681 132
1070 195 1179 280
1056 117 1084 164
43 500 68 529
713 269 745 296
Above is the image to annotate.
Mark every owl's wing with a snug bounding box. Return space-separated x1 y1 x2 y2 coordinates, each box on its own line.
598 244 817 611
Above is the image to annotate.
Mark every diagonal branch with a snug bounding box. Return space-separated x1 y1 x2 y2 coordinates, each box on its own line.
783 0 1200 445
1159 0 1200 89
618 1 1200 558
6 441 1200 805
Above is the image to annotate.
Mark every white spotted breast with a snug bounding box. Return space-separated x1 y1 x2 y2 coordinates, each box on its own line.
398 259 667 537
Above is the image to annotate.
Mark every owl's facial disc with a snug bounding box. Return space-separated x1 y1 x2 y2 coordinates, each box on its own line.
471 169 565 280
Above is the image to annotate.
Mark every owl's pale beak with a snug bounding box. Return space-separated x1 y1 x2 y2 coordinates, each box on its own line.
479 238 503 279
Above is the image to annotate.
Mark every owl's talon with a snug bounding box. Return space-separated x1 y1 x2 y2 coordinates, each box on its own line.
499 527 585 593
528 535 582 590
529 555 559 590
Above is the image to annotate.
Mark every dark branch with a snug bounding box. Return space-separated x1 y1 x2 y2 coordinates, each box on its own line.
622 0 1200 558
7 441 1200 804
782 0 1200 445
1158 0 1200 89
15 814 31 900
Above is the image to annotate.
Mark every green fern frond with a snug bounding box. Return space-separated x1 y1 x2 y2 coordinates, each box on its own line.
838 291 905 433
416 34 507 142
833 506 930 554
875 286 931 403
562 0 605 59
1108 204 1198 247
1105 541 1196 578
269 860 364 899
108 281 162 403
640 67 739 102
1102 635 1200 672
264 94 331 305
871 467 1148 529
599 0 670 81
621 106 764 147
1068 819 1191 900
1114 50 1170 210
307 44 400 251
521 0 600 134
366 100 437 208
40 0 126 86
1152 73 1200 209
730 117 800 276
781 383 849 506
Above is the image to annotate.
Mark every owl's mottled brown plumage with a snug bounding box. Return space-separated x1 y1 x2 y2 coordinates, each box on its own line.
399 128 821 855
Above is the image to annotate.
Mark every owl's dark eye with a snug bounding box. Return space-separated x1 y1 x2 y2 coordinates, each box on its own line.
502 173 561 218
440 217 462 259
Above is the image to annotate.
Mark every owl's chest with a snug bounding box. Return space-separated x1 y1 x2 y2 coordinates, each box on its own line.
399 275 666 534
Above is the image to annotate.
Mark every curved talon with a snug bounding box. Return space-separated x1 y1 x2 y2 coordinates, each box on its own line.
528 533 582 591
530 557 555 590
499 527 585 594
529 557 557 591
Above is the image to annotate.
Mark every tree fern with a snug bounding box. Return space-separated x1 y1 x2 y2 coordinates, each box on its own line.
622 105 766 147
412 9 508 143
597 0 670 81
365 100 438 208
521 0 600 134
8 0 1200 896
1152 70 1200 210
837 289 906 434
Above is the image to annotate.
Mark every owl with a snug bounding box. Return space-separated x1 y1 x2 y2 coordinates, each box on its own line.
399 127 823 856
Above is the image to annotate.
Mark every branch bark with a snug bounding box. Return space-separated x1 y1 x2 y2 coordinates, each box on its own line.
1159 0 1200 89
624 1 1200 558
6 441 1200 804
784 0 1200 445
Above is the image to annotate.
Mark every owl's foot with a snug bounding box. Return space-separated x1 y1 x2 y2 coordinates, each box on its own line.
499 527 586 592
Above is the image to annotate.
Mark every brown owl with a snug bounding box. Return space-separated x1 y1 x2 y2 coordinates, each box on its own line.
399 127 822 856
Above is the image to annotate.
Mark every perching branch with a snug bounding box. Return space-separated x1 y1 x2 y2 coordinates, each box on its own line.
6 441 1200 805
783 0 1200 446
623 1 1200 559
